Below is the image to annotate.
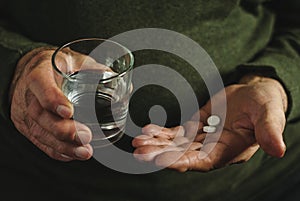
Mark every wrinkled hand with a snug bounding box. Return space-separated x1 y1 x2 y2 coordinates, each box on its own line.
132 75 288 172
9 47 106 161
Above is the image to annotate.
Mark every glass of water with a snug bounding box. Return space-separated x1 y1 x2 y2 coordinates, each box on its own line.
51 38 134 148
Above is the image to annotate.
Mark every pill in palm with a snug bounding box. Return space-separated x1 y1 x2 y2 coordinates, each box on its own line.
203 126 217 133
207 115 221 126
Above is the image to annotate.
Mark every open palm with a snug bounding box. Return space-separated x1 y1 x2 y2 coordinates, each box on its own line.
132 75 288 172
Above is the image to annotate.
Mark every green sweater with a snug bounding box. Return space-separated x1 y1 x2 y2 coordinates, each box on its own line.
0 0 300 201
1 0 300 122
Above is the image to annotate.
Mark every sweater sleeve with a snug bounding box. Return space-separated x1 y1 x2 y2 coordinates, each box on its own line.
237 0 300 122
0 22 48 121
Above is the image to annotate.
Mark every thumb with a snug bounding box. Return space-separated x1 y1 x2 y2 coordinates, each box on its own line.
254 101 286 158
28 67 73 119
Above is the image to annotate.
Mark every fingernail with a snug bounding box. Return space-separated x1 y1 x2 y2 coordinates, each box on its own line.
57 105 72 118
75 131 92 145
74 147 90 159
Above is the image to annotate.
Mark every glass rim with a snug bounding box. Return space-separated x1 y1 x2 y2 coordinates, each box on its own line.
51 38 134 82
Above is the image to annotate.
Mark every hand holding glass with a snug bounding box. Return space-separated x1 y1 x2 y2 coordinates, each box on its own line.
52 38 134 148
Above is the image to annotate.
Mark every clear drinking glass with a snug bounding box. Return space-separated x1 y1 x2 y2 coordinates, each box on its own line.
52 38 134 148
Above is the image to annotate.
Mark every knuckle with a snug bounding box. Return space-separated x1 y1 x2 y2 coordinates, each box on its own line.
28 123 43 139
55 144 66 153
25 126 68 161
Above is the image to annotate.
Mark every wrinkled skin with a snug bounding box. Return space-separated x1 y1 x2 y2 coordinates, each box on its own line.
132 75 288 172
9 48 111 161
10 48 288 172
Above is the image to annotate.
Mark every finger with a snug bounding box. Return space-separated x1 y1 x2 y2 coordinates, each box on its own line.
172 136 191 146
133 145 184 162
81 57 112 72
155 144 222 172
132 134 193 148
58 48 113 73
180 142 203 150
28 97 92 145
155 151 200 172
31 136 74 162
132 135 174 147
29 121 93 160
142 124 185 139
28 66 73 119
31 133 75 162
254 101 286 158
37 133 93 161
156 131 254 172
228 143 259 164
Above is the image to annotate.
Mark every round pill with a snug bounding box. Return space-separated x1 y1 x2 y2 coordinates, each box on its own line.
203 126 217 133
207 115 221 126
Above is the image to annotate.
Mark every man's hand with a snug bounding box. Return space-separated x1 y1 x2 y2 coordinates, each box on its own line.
132 75 288 172
10 48 94 161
